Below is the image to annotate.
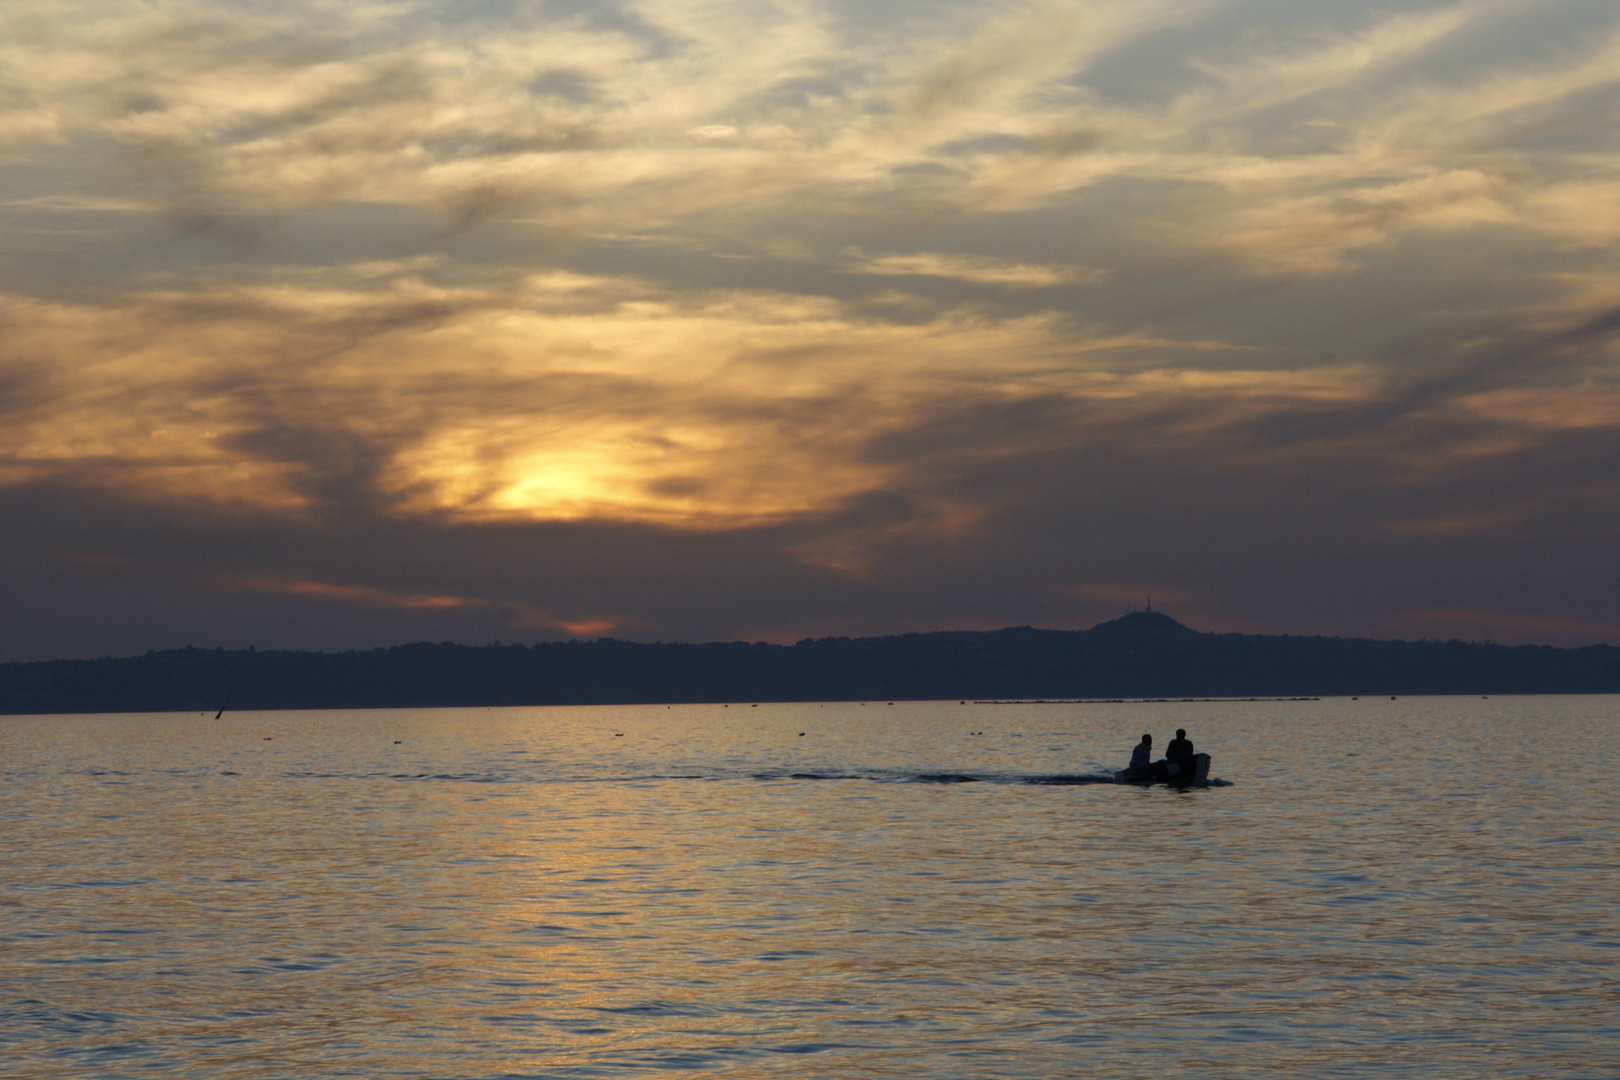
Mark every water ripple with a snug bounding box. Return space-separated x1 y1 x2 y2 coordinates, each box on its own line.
1 698 1614 1078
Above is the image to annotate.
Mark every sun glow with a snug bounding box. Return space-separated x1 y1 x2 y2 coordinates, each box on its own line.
4 0 1620 650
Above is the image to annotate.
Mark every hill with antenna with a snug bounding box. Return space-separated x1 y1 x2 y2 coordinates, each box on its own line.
1084 610 1200 640
3 610 1619 713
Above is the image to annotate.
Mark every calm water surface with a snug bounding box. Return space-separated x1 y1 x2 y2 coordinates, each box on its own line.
3 697 1618 1078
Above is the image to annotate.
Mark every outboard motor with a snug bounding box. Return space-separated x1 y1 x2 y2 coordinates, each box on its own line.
1193 753 1211 787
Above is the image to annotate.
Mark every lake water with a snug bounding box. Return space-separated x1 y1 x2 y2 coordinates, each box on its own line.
3 697 1617 1078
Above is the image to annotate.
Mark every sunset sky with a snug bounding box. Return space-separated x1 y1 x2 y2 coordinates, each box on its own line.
3 0 1619 660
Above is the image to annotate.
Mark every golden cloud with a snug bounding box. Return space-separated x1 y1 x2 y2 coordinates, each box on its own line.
4 259 1616 567
1 0 1619 595
2 0 1617 272
0 268 1248 527
843 251 1108 288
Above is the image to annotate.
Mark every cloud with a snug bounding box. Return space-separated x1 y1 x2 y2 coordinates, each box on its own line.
230 574 621 636
2 0 1620 656
4 255 1615 538
843 250 1107 287
233 575 474 610
0 265 1240 526
5 0 1617 266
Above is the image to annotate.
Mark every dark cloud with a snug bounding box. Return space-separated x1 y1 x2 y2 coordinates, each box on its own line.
3 325 1619 662
3 0 1620 660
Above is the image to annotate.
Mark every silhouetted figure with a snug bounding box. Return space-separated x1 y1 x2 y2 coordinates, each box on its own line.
1164 728 1194 786
1129 734 1153 769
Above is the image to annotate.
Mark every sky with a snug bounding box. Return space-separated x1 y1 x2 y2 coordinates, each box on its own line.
2 0 1619 660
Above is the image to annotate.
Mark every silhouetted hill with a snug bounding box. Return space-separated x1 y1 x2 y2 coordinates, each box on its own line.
2 614 1618 714
1085 610 1201 640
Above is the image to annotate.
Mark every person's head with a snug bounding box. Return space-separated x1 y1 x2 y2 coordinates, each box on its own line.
1140 733 1152 744
1176 729 1186 739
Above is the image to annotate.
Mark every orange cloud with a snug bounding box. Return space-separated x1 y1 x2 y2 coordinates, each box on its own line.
0 271 1252 532
230 575 624 637
232 577 473 610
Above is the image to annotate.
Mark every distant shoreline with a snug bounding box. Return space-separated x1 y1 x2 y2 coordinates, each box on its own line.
5 612 1618 715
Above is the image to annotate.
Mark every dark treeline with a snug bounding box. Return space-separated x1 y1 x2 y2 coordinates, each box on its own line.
3 611 1619 715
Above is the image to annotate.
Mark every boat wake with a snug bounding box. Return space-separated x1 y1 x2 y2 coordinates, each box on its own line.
169 767 1233 788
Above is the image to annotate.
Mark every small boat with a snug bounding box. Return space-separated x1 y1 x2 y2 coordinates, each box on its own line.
1116 753 1212 787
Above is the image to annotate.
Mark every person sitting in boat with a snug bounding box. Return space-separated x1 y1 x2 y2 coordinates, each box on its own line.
1129 733 1153 769
1164 728 1194 781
